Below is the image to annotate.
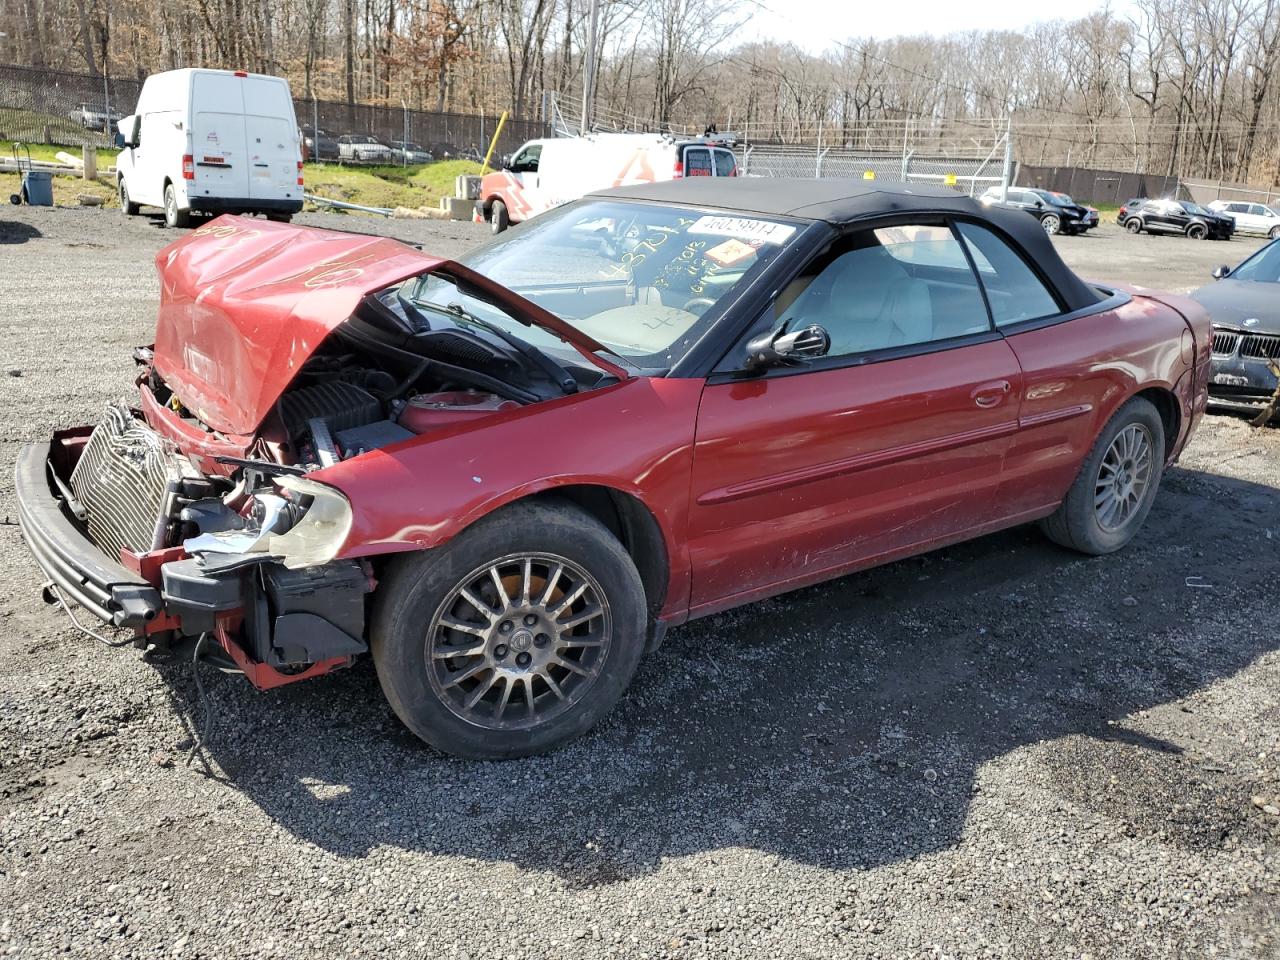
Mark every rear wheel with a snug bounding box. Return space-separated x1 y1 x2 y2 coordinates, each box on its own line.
491 199 509 234
370 499 647 759
163 183 190 228
266 212 292 223
1186 223 1207 240
1041 396 1165 556
118 178 139 216
1125 218 1143 234
1041 213 1061 235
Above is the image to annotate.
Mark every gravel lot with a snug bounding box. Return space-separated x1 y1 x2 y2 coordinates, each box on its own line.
1 206 1278 960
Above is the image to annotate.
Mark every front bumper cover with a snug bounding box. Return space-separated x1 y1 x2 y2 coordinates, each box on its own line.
14 441 162 630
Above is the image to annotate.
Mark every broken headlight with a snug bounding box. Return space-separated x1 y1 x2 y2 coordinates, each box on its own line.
182 476 353 570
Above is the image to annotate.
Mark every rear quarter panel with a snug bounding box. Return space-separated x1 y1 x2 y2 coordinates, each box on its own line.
995 292 1197 517
316 376 703 621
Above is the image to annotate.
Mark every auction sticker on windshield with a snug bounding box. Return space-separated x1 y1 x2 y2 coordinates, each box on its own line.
687 216 796 244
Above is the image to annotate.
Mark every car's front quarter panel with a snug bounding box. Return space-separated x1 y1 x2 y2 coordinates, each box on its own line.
313 376 704 621
995 292 1198 516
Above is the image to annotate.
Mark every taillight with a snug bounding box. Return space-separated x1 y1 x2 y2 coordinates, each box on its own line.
673 161 683 179
297 160 304 186
234 70 248 78
182 155 194 180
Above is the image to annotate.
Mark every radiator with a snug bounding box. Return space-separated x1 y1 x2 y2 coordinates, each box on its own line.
70 405 182 560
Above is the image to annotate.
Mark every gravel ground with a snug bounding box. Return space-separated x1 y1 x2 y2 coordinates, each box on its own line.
1 206 1278 960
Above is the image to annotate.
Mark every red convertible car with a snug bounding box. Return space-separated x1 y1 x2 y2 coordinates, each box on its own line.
16 178 1212 758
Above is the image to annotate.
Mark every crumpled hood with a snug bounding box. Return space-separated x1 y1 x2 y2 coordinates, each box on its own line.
153 216 440 435
1189 279 1280 332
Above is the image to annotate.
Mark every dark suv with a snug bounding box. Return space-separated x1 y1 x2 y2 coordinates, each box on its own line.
1121 199 1235 240
979 187 1090 236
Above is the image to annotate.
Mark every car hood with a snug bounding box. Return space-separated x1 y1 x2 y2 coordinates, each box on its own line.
1189 279 1280 331
152 216 621 436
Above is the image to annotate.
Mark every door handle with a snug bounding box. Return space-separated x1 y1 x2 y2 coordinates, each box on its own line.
971 380 1012 408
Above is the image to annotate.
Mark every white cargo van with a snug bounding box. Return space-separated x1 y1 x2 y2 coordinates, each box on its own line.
116 69 304 228
476 133 738 233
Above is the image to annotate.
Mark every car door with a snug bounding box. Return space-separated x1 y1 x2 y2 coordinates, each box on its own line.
241 77 299 203
507 143 544 214
685 220 1024 614
189 72 251 201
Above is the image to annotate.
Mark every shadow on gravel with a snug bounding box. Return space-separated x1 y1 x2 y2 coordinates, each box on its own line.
159 466 1280 884
0 220 41 244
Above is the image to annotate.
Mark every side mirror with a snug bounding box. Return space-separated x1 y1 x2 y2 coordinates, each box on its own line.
500 154 513 171
745 324 831 371
118 116 139 148
1212 265 1231 280
1034 199 1044 208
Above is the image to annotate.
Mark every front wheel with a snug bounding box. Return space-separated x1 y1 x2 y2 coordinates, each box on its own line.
118 178 139 216
1125 218 1143 234
1269 226 1280 241
370 499 647 759
1041 396 1165 556
490 199 510 234
1041 213 1061 235
163 183 190 228
1186 223 1208 240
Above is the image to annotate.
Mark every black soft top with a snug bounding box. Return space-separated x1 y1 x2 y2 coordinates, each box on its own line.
591 177 1103 312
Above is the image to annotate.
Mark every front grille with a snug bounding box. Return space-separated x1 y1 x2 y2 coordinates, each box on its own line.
1241 333 1280 360
70 406 181 560
1212 331 1242 356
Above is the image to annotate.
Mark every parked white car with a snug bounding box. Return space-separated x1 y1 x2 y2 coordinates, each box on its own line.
116 69 303 228
337 135 392 164
1207 200 1280 240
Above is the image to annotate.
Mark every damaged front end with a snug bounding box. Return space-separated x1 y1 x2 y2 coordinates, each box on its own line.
17 402 372 688
16 215 619 688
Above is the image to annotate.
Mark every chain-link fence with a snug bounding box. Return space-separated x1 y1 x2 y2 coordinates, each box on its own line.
0 63 544 161
738 144 1011 197
1181 178 1280 208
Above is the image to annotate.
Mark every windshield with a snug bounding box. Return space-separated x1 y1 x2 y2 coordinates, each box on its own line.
407 199 803 369
1181 201 1210 216
1230 240 1280 284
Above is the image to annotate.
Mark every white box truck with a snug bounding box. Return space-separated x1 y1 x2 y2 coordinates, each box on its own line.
475 132 738 233
116 69 304 228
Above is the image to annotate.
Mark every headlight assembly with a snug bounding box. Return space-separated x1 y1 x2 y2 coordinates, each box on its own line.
266 475 354 569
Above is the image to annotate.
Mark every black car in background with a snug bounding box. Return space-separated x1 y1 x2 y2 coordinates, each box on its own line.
301 125 339 162
1191 238 1280 407
979 186 1090 235
1120 198 1234 240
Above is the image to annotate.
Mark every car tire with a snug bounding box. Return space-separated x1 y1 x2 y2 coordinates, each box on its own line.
163 183 190 228
265 212 292 223
1187 223 1207 240
1040 396 1165 556
1270 226 1280 241
118 178 139 216
1041 214 1061 235
1125 218 1143 234
491 199 510 234
370 498 648 759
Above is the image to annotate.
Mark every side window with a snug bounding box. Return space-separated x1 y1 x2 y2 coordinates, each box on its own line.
713 149 736 177
511 145 541 173
684 147 712 176
779 224 990 358
1251 204 1268 216
956 222 1061 327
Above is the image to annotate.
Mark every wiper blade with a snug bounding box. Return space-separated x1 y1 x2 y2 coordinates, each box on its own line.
398 290 579 395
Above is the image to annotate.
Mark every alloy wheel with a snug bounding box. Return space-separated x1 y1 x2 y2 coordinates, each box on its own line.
1094 423 1154 532
1042 214 1061 235
426 553 612 731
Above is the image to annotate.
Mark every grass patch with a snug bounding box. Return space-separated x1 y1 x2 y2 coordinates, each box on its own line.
1 138 119 167
303 158 482 211
0 170 117 207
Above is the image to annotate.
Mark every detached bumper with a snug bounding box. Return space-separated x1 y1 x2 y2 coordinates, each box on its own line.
14 442 161 630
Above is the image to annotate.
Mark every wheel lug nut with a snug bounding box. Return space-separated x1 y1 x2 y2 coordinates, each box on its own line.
516 652 532 667
494 644 508 658
523 614 538 627
499 620 513 633
534 633 549 648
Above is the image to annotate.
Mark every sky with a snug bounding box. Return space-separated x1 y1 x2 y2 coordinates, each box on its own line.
738 0 1135 50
